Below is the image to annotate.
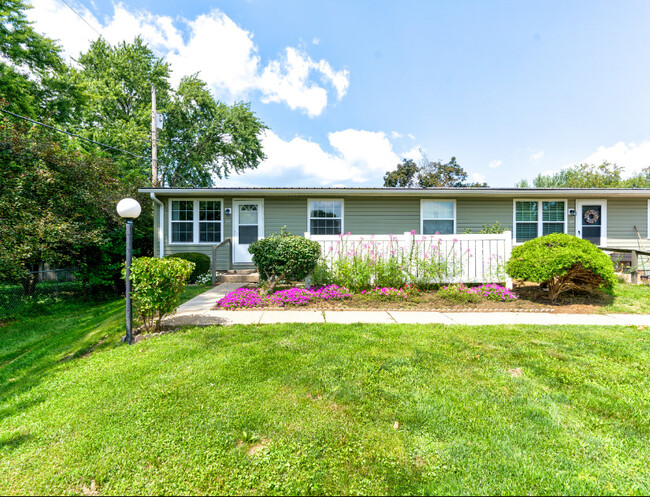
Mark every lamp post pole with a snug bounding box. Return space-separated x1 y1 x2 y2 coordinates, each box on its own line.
117 198 141 345
125 219 134 344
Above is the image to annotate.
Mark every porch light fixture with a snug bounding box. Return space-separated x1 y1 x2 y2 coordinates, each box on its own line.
117 198 141 344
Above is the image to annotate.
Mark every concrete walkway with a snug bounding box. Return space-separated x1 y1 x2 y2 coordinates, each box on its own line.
164 285 650 328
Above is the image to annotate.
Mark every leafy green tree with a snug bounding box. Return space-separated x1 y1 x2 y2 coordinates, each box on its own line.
514 161 650 188
76 37 171 183
0 0 85 124
383 158 419 187
159 75 267 187
384 152 487 187
0 116 123 293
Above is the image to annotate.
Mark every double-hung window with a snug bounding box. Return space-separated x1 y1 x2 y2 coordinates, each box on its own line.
170 199 222 243
514 200 566 243
421 200 455 234
198 201 222 243
308 200 343 235
170 200 194 243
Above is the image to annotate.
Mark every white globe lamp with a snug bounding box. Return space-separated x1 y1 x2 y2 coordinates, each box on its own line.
116 198 141 219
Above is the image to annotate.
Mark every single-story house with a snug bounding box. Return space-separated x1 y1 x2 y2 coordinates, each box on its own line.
139 187 650 270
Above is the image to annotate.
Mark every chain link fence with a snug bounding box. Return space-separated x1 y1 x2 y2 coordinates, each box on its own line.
0 268 84 318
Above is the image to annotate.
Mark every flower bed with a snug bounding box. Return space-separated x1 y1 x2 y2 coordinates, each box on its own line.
216 285 351 309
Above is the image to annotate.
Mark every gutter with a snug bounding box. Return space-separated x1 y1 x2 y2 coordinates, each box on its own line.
150 192 165 258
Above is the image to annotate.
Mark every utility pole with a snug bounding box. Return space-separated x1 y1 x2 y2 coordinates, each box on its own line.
151 84 158 186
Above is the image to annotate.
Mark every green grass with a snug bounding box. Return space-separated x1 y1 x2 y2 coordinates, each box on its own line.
602 282 650 313
1 297 648 495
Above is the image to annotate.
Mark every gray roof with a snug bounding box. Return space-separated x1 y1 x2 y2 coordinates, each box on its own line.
140 187 650 198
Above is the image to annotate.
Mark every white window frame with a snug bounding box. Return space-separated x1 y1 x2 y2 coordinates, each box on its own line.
168 198 224 245
512 198 568 244
307 198 344 235
647 199 650 239
420 199 457 235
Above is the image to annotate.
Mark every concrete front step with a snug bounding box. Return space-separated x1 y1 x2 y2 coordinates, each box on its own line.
217 273 259 283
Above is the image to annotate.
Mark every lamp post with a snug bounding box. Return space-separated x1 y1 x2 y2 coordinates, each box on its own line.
117 198 141 344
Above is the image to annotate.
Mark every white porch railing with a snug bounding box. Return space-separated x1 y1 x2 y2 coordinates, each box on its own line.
304 231 513 288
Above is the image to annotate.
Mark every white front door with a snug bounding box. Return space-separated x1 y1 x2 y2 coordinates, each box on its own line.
575 200 607 247
232 200 264 263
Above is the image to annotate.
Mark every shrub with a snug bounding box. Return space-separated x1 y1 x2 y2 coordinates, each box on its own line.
127 257 194 333
166 252 210 283
506 233 615 300
437 284 481 303
249 232 321 293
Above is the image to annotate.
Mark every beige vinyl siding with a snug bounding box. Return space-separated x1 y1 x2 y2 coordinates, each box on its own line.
343 197 420 234
606 198 647 249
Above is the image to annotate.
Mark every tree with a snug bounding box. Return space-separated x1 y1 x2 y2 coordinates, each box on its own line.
0 116 124 293
383 158 419 187
77 39 267 187
159 75 267 187
383 152 487 188
513 161 650 188
0 0 85 124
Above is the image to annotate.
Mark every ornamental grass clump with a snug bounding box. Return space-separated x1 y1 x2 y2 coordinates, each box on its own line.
506 233 615 300
216 288 264 309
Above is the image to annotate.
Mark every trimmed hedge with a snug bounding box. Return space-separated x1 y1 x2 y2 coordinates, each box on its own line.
506 233 615 300
166 252 210 283
249 232 321 293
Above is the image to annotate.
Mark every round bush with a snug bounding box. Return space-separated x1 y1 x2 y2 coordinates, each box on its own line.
506 233 615 300
166 252 210 283
248 233 321 293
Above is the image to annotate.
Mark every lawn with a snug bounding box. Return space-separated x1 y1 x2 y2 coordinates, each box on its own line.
0 297 648 495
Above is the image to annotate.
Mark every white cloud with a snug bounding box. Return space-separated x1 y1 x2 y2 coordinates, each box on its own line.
402 147 423 161
529 150 544 162
312 37 320 45
26 1 349 117
407 134 416 140
391 131 402 139
471 173 487 184
488 159 502 169
219 129 401 187
575 141 650 176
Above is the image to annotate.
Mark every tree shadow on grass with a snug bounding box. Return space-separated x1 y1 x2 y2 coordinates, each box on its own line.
0 299 125 416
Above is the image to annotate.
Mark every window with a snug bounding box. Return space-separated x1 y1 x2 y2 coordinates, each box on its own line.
514 200 566 243
170 199 223 244
199 200 222 243
171 200 194 243
308 200 343 235
421 200 455 234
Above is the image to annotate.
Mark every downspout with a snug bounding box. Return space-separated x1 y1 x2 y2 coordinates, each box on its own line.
150 192 165 258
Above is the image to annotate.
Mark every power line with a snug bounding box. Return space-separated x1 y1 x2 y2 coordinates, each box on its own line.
0 108 147 159
1 108 196 187
57 0 104 41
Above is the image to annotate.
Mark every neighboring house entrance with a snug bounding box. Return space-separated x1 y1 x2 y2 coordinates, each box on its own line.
232 199 264 263
576 200 607 246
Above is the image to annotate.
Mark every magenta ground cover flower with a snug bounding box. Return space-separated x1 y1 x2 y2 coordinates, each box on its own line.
216 288 264 309
442 283 518 302
268 288 314 306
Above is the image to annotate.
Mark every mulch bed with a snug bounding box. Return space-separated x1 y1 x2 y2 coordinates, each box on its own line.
220 283 614 314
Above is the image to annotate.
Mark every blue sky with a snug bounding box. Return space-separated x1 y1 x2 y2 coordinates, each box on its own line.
27 0 650 187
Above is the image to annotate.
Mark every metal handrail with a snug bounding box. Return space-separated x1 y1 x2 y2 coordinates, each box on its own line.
211 238 232 285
